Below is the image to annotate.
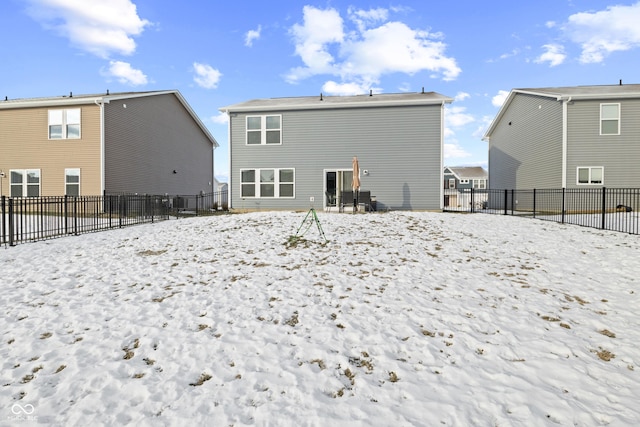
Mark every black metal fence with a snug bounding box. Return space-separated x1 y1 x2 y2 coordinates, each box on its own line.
443 187 640 235
1 190 229 247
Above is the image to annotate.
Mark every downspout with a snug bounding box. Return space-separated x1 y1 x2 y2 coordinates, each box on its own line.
94 99 105 194
440 101 445 210
226 111 232 209
561 97 570 188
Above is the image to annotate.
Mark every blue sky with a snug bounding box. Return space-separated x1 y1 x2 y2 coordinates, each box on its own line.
2 0 639 183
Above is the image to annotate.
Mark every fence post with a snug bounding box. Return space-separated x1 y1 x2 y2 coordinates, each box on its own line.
73 196 79 236
561 188 566 224
510 189 515 215
64 195 69 235
601 187 607 230
149 195 154 223
1 195 5 245
8 197 15 247
119 195 123 228
470 188 475 213
504 190 508 215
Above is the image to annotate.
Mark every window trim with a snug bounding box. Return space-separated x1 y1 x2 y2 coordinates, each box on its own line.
65 168 81 196
576 166 604 185
49 108 81 140
240 168 295 198
245 115 282 145
448 178 455 189
600 103 620 136
10 169 41 197
473 179 486 189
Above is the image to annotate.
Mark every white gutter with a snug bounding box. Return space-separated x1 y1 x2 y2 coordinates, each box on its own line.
440 101 445 210
561 97 571 188
227 113 232 210
94 99 106 194
0 97 103 109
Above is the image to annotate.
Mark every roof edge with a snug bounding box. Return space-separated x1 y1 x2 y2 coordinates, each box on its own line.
0 90 218 148
219 93 453 113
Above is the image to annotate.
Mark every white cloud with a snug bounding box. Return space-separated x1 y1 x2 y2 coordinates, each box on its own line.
193 62 222 89
211 112 229 124
563 3 640 63
287 6 344 82
347 6 388 32
499 48 520 60
454 92 470 102
103 61 148 85
245 25 261 47
492 90 510 108
322 81 370 96
535 43 566 67
446 106 474 128
287 6 460 89
444 143 471 159
25 0 150 58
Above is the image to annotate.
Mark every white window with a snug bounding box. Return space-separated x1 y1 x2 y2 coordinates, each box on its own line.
459 179 469 184
49 108 81 139
10 169 41 197
448 178 455 189
600 103 619 135
65 168 80 196
577 167 603 185
246 115 281 145
240 168 295 198
473 179 486 189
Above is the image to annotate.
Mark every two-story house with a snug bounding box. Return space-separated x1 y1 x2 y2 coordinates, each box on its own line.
483 83 640 190
0 90 218 197
219 91 453 211
443 166 487 208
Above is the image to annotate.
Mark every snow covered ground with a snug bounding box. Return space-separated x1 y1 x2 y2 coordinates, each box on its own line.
1 211 639 426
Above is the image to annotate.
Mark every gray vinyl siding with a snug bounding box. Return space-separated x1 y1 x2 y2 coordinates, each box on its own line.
567 98 640 187
488 94 563 189
230 104 443 210
104 93 214 195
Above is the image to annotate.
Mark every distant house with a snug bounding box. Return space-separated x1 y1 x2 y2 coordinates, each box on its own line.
443 166 487 208
0 90 218 197
219 91 453 211
483 83 640 190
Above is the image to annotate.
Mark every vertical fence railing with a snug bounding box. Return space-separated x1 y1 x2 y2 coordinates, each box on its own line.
443 187 640 235
0 191 228 247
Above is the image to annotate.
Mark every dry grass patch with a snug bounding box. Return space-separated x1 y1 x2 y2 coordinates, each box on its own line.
594 348 615 362
598 329 616 338
285 311 299 327
137 249 167 256
190 373 212 386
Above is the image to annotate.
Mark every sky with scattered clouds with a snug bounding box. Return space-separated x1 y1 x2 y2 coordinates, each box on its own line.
2 0 640 183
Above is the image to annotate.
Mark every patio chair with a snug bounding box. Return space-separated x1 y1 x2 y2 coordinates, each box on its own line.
325 191 336 212
340 191 354 212
358 190 371 212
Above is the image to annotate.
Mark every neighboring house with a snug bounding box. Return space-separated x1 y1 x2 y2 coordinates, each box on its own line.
483 83 640 190
0 90 218 198
443 166 487 208
219 91 453 211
